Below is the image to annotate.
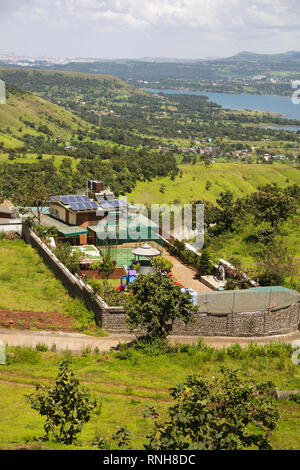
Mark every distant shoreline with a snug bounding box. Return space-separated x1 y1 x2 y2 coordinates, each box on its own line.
143 88 300 122
142 87 289 99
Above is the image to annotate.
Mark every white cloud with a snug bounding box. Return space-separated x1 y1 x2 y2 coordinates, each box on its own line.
1 0 300 57
1 0 299 31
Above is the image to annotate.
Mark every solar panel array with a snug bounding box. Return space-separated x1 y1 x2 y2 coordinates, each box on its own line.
99 200 129 210
50 195 99 211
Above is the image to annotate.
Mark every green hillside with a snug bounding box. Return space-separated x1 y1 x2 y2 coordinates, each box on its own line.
127 162 300 205
0 67 144 112
0 84 89 149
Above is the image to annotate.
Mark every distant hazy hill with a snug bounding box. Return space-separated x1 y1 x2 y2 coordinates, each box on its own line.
0 67 139 103
221 51 300 62
1 51 300 84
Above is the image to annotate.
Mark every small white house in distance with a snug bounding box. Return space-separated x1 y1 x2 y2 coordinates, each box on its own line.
0 79 6 105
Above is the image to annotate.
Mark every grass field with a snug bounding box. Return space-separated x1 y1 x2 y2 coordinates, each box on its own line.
0 342 299 450
0 89 86 147
0 152 79 169
0 238 93 325
127 162 300 205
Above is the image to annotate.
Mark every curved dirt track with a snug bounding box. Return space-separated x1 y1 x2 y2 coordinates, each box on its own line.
1 328 300 354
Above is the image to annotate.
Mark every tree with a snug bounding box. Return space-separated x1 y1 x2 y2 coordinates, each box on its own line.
55 242 84 274
26 360 97 444
91 252 115 279
144 367 279 450
150 256 173 274
125 273 196 340
245 184 296 227
197 248 213 276
12 171 52 224
215 191 239 232
254 240 296 286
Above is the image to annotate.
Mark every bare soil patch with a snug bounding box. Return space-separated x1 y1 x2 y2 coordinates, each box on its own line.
0 309 79 331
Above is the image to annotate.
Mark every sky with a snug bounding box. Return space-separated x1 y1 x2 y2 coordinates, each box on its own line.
0 0 300 59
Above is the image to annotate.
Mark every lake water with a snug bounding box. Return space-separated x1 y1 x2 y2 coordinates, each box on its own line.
144 88 300 123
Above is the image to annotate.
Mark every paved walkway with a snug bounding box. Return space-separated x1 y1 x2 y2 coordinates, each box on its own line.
1 328 299 354
162 248 211 292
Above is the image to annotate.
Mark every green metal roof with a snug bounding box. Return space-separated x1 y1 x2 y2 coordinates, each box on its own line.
40 214 89 237
58 226 89 237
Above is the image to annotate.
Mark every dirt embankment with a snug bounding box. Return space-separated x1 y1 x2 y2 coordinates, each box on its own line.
0 309 79 331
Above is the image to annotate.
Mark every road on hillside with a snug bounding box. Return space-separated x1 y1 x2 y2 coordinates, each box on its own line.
1 328 300 354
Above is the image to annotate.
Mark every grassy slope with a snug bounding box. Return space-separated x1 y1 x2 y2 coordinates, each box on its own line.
0 347 299 450
127 161 300 286
0 239 90 318
127 162 300 205
0 88 88 149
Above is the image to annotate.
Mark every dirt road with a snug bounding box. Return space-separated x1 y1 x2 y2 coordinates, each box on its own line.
1 328 299 354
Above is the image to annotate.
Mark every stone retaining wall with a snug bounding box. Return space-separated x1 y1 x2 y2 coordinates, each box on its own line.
22 225 300 337
100 302 300 337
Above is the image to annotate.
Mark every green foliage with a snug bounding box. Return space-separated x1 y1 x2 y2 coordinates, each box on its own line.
144 367 280 450
92 430 109 450
125 273 197 339
7 347 41 365
112 426 132 449
90 253 115 279
289 393 300 405
167 238 200 270
254 240 296 286
150 256 173 274
245 224 277 245
26 360 97 444
87 279 126 306
245 184 297 228
131 336 171 357
215 190 239 232
54 242 84 274
35 342 48 352
197 249 213 276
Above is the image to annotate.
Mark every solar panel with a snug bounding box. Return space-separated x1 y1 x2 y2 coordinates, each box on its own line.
100 201 111 209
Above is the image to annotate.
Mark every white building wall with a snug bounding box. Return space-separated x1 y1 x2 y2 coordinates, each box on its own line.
49 203 67 222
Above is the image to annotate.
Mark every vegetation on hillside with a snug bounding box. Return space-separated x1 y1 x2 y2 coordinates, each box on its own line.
0 340 299 450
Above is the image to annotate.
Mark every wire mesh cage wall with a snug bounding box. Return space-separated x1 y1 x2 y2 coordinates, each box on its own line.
197 287 300 315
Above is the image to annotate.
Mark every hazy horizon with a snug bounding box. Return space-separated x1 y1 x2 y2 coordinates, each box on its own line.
1 1 300 60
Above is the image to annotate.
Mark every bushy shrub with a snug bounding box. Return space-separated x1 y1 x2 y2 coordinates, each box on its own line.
289 393 300 404
7 347 41 364
35 342 48 352
132 336 170 357
88 279 127 306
